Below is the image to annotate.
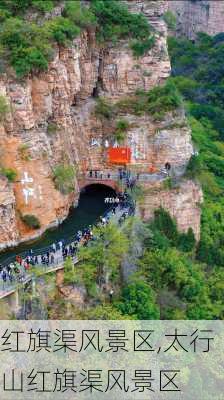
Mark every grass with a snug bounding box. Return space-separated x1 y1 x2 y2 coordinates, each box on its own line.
0 95 9 121
53 163 76 194
22 214 41 229
0 167 17 182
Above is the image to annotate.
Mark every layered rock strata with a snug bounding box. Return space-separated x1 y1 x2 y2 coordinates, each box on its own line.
168 0 224 39
0 0 202 248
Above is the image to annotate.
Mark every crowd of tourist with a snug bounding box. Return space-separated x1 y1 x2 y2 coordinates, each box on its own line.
88 168 138 189
0 192 133 290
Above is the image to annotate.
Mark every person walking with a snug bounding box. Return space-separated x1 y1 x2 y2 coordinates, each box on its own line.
109 288 114 302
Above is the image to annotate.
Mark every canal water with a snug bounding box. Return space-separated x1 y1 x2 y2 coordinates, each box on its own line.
0 184 116 264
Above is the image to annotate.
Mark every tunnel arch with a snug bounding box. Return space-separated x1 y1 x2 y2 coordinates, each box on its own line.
79 183 118 196
77 183 120 220
78 179 122 193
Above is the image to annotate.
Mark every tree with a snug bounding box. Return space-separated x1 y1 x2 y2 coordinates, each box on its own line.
163 10 176 30
53 164 76 194
117 280 160 319
152 207 179 243
78 222 129 294
64 256 81 286
90 0 153 49
178 228 196 252
81 305 128 320
63 0 96 29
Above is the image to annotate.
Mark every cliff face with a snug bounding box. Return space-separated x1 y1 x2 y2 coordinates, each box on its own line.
0 0 202 249
168 0 224 39
0 177 17 246
140 180 203 240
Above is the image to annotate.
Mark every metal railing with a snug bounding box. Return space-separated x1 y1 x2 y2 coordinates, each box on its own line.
0 197 135 297
83 169 168 182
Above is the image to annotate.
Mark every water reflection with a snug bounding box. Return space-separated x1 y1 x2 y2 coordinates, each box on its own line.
0 184 116 263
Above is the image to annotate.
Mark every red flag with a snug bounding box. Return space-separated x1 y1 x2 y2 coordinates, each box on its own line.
108 147 131 164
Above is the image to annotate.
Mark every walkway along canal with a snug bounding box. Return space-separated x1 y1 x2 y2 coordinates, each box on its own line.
0 186 134 302
0 184 117 264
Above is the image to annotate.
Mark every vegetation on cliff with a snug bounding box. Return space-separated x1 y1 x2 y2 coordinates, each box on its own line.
90 0 155 56
42 33 224 321
0 3 222 322
168 32 224 269
0 167 17 182
117 79 182 120
21 214 41 229
0 0 154 77
95 80 183 121
0 95 9 121
163 10 177 30
53 164 76 195
39 209 223 320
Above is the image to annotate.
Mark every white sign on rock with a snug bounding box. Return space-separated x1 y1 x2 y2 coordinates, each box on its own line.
21 171 43 205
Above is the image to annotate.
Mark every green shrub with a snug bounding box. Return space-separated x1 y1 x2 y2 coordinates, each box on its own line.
18 144 31 161
146 228 170 250
53 164 76 194
0 95 9 121
0 167 17 182
64 256 82 285
90 0 154 54
178 228 196 252
0 17 52 77
116 119 129 131
22 214 41 229
0 0 57 14
13 46 50 77
45 16 80 45
47 122 58 135
115 80 182 119
31 0 56 13
0 0 155 77
0 1 89 77
94 97 114 119
146 79 182 118
163 10 176 30
198 171 222 197
131 36 155 57
126 184 145 204
117 280 160 319
116 96 144 116
0 9 11 22
114 119 129 143
163 177 172 190
63 0 96 29
185 154 203 178
153 207 179 243
170 76 199 99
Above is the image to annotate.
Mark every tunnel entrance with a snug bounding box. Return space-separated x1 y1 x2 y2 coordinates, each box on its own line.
0 184 117 264
78 183 117 218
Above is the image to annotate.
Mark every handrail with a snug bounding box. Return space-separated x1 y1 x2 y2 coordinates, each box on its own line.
0 198 135 296
0 196 134 269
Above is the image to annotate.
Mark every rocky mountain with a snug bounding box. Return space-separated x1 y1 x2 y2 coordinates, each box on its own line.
168 0 224 39
0 0 202 249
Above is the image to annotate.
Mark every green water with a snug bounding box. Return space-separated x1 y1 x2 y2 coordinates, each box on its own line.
0 184 115 264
